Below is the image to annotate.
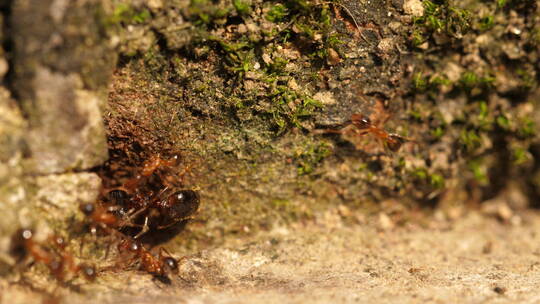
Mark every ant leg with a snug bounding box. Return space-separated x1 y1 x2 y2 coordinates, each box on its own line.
133 216 150 239
325 129 344 134
159 247 174 257
104 234 113 260
79 233 86 256
117 206 149 227
312 128 344 135
79 224 97 256
102 227 126 260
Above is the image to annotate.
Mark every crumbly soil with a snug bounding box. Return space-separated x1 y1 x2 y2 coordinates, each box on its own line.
4 210 540 304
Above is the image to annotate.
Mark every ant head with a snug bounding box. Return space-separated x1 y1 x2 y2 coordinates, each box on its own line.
169 153 181 165
119 238 141 253
10 228 34 261
80 203 95 216
80 264 97 281
162 257 179 274
51 235 66 249
20 229 33 240
129 241 140 252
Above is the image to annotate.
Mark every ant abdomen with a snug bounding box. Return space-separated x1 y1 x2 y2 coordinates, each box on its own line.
351 114 372 130
166 190 200 219
105 189 131 217
106 189 129 206
386 134 407 152
10 228 33 262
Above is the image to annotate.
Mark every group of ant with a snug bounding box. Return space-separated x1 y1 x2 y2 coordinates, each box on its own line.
10 153 200 288
9 113 409 292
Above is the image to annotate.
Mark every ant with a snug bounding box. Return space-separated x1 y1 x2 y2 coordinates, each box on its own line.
121 154 183 194
316 114 413 152
115 237 179 283
78 200 124 257
10 229 97 283
79 201 120 234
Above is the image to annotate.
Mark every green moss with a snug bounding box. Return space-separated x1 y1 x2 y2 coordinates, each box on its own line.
188 0 230 26
477 15 495 31
431 126 445 139
429 173 446 189
411 30 425 46
266 57 289 76
516 68 536 90
467 158 489 185
459 71 495 92
408 108 423 121
233 0 252 15
410 168 446 190
459 71 480 88
108 3 150 25
496 115 510 130
267 85 323 134
326 33 344 48
412 0 471 46
412 168 428 180
411 72 450 93
412 72 428 91
512 147 531 165
294 141 331 175
266 4 288 22
517 117 536 138
531 27 540 45
182 0 332 134
460 129 482 152
476 101 493 130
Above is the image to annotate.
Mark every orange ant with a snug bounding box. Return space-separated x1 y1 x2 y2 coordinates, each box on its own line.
317 114 413 152
10 229 97 282
115 237 179 282
78 200 123 258
79 202 119 234
121 154 182 193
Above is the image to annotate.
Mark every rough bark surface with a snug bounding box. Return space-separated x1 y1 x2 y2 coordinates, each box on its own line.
0 0 539 302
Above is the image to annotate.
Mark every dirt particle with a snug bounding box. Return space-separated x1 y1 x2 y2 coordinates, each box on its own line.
378 213 395 231
403 0 424 17
493 286 507 295
482 241 493 254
